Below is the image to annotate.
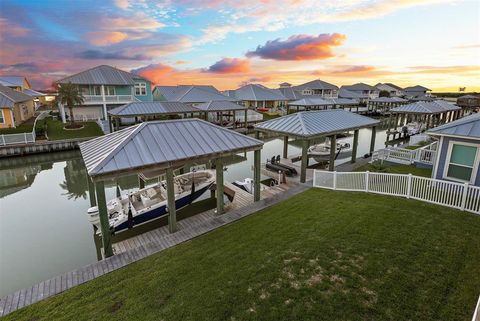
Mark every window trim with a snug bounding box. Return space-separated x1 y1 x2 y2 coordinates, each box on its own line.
105 86 116 96
134 83 147 96
442 140 479 184
0 109 5 124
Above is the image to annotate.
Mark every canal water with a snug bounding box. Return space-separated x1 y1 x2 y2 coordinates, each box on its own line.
0 126 391 297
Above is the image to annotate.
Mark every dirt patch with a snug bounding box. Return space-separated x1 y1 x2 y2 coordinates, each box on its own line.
306 274 323 286
109 300 123 313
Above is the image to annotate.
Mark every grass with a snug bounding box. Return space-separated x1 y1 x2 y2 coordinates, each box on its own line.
0 123 34 134
46 118 104 141
355 162 432 178
5 189 480 321
261 112 281 121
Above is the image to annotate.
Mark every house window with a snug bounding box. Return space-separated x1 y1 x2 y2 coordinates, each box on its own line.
92 86 101 96
135 83 147 96
106 86 116 96
445 143 478 182
0 110 4 124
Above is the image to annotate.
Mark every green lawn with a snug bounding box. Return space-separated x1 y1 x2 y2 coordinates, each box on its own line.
355 162 432 177
46 119 104 141
0 123 34 134
6 189 480 321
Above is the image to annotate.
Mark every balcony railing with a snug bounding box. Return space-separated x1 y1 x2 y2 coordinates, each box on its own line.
83 95 138 104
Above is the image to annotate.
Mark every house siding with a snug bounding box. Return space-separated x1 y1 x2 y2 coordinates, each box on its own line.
434 136 480 186
0 108 15 128
133 79 152 102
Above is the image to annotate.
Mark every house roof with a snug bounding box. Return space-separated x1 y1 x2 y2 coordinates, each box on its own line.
458 95 479 99
288 97 358 106
375 83 404 92
404 85 431 92
292 79 338 91
255 109 379 138
108 102 199 117
56 65 146 85
228 84 286 101
0 76 29 88
390 100 460 114
341 83 378 92
278 87 306 100
194 100 246 112
23 88 45 97
427 113 480 139
338 88 366 99
384 83 404 91
154 85 235 103
79 119 263 178
0 85 32 107
370 97 408 103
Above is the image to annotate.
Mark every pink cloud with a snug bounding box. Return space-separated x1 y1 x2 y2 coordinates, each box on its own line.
85 31 129 46
206 58 251 74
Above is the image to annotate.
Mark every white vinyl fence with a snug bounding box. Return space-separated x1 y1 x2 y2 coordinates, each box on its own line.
0 112 49 146
313 170 480 215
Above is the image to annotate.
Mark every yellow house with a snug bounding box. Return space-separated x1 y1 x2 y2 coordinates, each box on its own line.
0 85 36 129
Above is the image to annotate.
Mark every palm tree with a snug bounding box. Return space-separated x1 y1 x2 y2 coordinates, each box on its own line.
57 82 84 128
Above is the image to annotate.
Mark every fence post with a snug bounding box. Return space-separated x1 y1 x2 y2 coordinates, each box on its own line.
312 170 316 187
460 182 469 211
365 171 369 192
333 171 337 190
407 174 412 199
24 132 27 144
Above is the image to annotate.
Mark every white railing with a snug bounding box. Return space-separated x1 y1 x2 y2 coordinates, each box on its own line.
409 134 430 146
0 111 49 146
313 170 480 215
372 142 438 165
83 95 136 104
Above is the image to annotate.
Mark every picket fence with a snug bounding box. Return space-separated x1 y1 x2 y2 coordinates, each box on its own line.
313 170 480 215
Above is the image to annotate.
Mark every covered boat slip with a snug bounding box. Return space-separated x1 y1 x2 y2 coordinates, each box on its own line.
287 97 359 114
79 118 263 258
254 110 380 183
193 100 252 128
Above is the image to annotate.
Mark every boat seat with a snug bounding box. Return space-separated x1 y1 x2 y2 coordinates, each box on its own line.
174 183 183 195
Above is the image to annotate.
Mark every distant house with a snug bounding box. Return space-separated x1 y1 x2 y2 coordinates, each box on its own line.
457 95 480 110
375 83 404 97
340 83 379 102
153 85 236 105
56 65 152 121
0 76 46 108
224 84 287 109
427 113 480 186
404 85 431 98
289 79 339 98
0 85 35 128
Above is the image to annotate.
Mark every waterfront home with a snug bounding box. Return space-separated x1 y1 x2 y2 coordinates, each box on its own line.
224 84 287 109
427 113 480 186
404 85 432 99
457 94 480 110
56 65 152 122
0 85 35 128
375 83 404 97
287 79 339 98
0 76 46 108
153 85 236 106
340 83 379 102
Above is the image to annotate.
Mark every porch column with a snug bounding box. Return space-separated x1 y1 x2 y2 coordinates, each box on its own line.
244 109 248 128
328 135 336 171
253 149 261 202
59 103 66 123
369 126 377 155
300 139 309 182
87 175 96 207
351 129 359 163
283 136 289 158
219 111 223 126
95 181 113 258
108 116 113 133
166 167 177 233
138 176 145 189
215 158 224 215
101 85 107 120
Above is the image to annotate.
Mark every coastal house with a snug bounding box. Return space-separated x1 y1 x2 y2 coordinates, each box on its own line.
224 84 287 110
427 113 480 186
153 85 236 106
0 76 46 108
0 85 35 128
340 83 379 102
375 83 404 97
404 85 432 99
56 65 152 122
287 79 339 98
456 94 480 111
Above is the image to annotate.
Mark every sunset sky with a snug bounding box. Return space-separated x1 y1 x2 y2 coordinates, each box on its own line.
0 0 479 91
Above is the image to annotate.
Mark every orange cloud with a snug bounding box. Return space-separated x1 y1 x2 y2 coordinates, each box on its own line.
206 58 250 73
175 60 190 65
85 31 129 46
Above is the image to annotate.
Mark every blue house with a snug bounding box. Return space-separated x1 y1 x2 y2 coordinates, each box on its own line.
427 113 480 186
56 65 152 121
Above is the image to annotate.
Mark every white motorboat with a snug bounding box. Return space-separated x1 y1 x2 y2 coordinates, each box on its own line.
308 140 352 162
233 178 254 194
86 170 215 234
404 122 425 135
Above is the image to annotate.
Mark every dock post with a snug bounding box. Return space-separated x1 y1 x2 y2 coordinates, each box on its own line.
351 129 359 163
108 116 113 133
138 176 145 189
253 149 261 201
369 126 377 155
300 139 309 182
87 175 97 207
215 158 224 215
283 136 288 158
244 109 248 129
95 181 113 258
166 167 177 233
328 135 336 171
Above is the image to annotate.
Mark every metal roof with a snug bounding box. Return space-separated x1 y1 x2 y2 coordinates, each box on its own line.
230 84 286 101
370 97 408 103
427 113 480 139
108 102 199 117
292 79 338 91
56 65 146 85
154 85 235 103
288 97 358 106
390 100 460 114
79 119 263 178
255 109 379 138
404 85 431 92
194 100 246 111
278 87 306 100
341 83 378 92
23 88 45 97
338 88 365 99
458 95 479 99
0 85 32 107
0 76 27 87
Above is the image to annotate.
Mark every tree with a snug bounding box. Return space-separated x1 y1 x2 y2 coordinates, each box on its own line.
57 82 84 128
379 90 391 98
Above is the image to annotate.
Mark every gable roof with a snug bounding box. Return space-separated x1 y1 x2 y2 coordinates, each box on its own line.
427 113 480 139
194 100 246 111
404 85 431 92
255 109 379 138
375 83 404 92
79 119 263 178
0 76 29 88
341 83 378 92
0 85 32 107
154 85 235 103
229 84 286 101
338 88 365 99
292 79 338 91
108 102 199 117
23 88 45 97
56 65 146 85
278 87 306 100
